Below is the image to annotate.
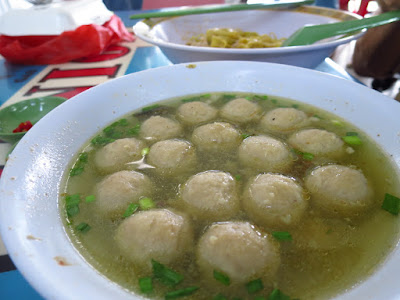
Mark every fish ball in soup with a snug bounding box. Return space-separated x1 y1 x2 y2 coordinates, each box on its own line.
147 139 197 175
94 138 146 174
288 129 345 159
177 101 218 126
191 122 242 153
238 135 294 173
220 98 262 124
140 116 182 143
260 107 310 134
94 170 153 218
305 164 373 216
115 209 193 271
243 173 307 229
196 221 281 283
180 171 239 221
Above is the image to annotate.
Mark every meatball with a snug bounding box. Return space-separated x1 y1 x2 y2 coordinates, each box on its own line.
191 122 242 153
260 108 310 134
304 164 373 216
197 222 280 283
238 135 294 173
180 171 239 221
94 138 146 174
220 98 262 124
288 129 345 159
115 209 193 270
94 170 153 218
147 139 197 176
140 116 183 143
177 101 218 126
243 174 307 229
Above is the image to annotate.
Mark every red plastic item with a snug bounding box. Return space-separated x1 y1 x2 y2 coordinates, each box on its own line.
0 14 135 65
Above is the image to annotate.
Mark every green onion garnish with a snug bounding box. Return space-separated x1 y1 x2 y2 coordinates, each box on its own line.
302 152 314 161
70 152 89 176
66 194 81 217
139 197 155 210
213 270 230 286
128 124 141 136
254 297 267 300
292 104 299 109
152 259 184 286
232 298 244 300
85 195 96 203
123 203 139 218
331 119 344 127
213 294 227 300
75 222 91 233
141 147 150 156
346 131 359 136
268 288 291 300
242 133 251 139
142 104 160 112
342 135 362 145
139 277 153 293
382 193 400 215
234 174 242 181
165 286 199 299
246 278 264 294
69 167 84 176
91 135 115 146
272 231 293 241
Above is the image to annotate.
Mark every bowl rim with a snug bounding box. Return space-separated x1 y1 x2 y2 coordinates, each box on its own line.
1 61 400 300
133 6 364 54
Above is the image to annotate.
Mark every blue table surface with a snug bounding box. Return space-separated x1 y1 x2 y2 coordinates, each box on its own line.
0 7 360 300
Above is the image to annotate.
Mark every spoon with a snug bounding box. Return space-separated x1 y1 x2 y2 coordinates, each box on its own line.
282 10 400 46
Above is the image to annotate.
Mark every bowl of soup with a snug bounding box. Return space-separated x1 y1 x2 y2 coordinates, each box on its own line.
132 6 364 69
0 61 400 300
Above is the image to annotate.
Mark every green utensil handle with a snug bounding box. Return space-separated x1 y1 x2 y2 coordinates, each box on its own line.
130 0 315 20
283 10 400 46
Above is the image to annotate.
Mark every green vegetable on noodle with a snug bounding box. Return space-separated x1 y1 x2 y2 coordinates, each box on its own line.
382 193 400 215
246 278 264 294
213 270 230 286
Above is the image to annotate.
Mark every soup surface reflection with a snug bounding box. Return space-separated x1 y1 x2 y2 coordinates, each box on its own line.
62 92 400 300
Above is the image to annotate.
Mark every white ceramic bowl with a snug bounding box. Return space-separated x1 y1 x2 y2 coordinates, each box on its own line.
1 61 400 300
133 6 363 69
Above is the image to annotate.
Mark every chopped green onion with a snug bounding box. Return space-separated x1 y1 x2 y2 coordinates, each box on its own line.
78 152 88 162
66 205 80 217
70 167 84 176
142 104 160 112
242 133 251 139
123 203 139 218
139 277 153 293
234 174 242 181
246 278 264 294
139 197 155 210
254 297 267 300
212 294 227 300
271 99 278 104
232 298 244 300
272 231 293 241
342 135 362 145
141 147 150 156
302 152 314 161
128 124 141 136
152 259 184 286
292 104 299 109
382 193 400 215
118 118 128 126
91 135 115 146
165 286 199 299
70 152 89 176
313 114 322 119
222 94 236 102
346 131 359 136
75 222 91 233
213 270 230 286
268 288 291 300
66 194 81 206
85 195 96 203
331 119 344 127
